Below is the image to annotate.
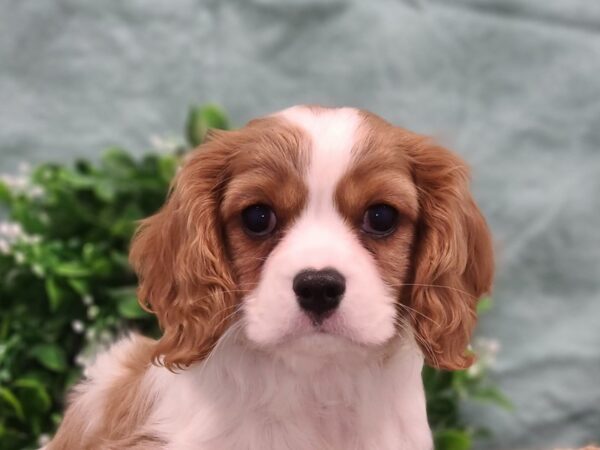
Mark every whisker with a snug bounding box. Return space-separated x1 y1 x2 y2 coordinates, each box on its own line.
211 304 244 331
392 317 412 336
198 320 244 379
386 282 478 301
391 317 438 365
409 327 440 368
233 256 271 264
396 303 441 327
173 289 255 303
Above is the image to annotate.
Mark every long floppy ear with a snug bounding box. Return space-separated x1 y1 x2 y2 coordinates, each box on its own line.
407 140 494 370
129 136 237 370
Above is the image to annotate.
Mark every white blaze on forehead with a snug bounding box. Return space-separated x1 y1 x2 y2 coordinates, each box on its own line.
277 106 362 213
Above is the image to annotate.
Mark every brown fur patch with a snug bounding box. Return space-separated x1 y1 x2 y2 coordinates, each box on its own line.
221 118 310 293
48 336 164 450
334 112 418 329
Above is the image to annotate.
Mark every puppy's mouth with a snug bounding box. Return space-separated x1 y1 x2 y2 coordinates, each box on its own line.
297 310 350 340
307 311 334 328
269 314 378 367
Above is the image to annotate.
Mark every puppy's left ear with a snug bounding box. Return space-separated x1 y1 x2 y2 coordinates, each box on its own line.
129 135 237 370
406 138 494 370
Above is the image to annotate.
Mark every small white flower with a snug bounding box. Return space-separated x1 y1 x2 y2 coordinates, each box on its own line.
87 305 100 319
472 337 500 370
150 135 181 152
72 320 85 333
23 234 41 245
0 221 41 249
37 433 51 446
75 353 92 368
467 362 482 378
32 264 45 277
85 328 97 341
0 239 9 254
487 339 500 354
0 174 28 191
476 338 500 356
14 252 25 264
12 225 25 241
1 168 44 199
0 221 23 239
99 330 112 343
28 185 45 199
82 295 94 306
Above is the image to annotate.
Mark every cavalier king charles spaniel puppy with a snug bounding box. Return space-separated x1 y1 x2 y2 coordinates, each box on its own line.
47 105 494 450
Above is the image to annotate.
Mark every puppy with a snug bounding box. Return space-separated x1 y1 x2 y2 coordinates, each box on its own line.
47 106 494 450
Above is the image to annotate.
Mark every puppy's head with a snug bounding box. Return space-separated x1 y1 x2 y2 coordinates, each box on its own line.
130 106 494 371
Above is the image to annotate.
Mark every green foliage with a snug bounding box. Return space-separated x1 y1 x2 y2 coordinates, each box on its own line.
0 150 176 449
0 106 508 450
426 299 513 449
186 104 230 147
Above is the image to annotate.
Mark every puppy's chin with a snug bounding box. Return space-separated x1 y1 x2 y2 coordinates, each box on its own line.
242 313 399 373
268 332 377 373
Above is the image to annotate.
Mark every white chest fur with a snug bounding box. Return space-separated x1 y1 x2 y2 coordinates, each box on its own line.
146 332 433 450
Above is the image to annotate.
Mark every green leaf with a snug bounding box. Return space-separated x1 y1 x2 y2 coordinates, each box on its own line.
112 287 148 319
471 386 513 410
45 277 66 311
13 378 52 412
101 148 135 175
30 344 67 372
158 156 179 183
54 262 91 278
0 387 25 422
68 278 89 295
434 429 472 450
58 170 96 189
476 297 493 314
186 104 229 147
110 250 131 270
94 179 117 202
89 258 113 277
51 412 63 427
0 181 11 203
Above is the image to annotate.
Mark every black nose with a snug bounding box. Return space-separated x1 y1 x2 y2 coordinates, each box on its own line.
293 268 346 319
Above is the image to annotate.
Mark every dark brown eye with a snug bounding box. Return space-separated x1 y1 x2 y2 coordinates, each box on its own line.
241 204 277 237
362 204 398 236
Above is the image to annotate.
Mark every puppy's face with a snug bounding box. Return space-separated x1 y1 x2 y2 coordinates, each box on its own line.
225 108 417 352
130 106 494 370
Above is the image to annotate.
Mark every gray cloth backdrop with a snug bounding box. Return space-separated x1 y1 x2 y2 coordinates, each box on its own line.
2 0 599 448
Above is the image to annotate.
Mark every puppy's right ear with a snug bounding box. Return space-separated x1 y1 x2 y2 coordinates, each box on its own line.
129 137 236 370
406 139 494 370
